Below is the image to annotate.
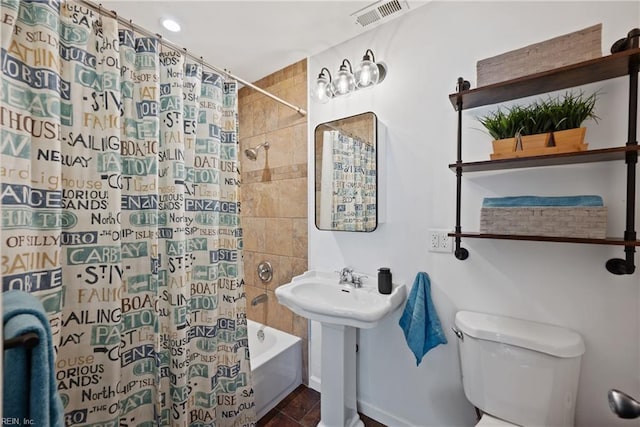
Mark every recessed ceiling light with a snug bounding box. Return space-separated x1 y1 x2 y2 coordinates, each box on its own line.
161 18 181 32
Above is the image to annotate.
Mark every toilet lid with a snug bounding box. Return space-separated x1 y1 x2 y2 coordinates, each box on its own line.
476 414 520 427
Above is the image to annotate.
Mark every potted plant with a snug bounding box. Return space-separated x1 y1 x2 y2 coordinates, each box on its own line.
478 91 598 159
545 91 599 148
518 102 553 151
477 105 526 157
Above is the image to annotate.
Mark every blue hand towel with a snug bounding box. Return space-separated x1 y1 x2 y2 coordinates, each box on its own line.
482 195 603 207
399 272 447 366
3 290 64 427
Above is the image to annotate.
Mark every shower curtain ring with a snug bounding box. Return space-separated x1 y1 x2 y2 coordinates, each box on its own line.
97 3 103 26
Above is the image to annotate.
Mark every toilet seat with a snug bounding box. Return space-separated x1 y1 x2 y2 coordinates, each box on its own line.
476 414 519 426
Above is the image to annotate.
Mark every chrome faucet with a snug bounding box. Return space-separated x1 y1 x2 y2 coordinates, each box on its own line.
339 267 353 284
338 267 363 288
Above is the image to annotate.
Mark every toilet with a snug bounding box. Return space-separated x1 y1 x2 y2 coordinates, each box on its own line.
454 311 585 426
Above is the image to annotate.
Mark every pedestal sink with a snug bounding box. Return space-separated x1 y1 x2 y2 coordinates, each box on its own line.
275 270 406 427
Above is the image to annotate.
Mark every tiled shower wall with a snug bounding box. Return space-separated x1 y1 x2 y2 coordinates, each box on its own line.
238 60 309 382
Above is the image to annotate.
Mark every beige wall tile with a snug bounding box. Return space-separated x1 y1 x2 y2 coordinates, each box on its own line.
238 102 250 135
296 59 307 75
238 60 307 337
266 289 293 334
270 164 307 181
245 284 267 323
293 72 306 86
239 182 258 217
241 182 278 218
292 218 308 259
292 123 308 166
264 98 279 133
277 96 303 129
283 64 295 80
292 314 308 339
242 217 266 253
252 98 266 135
291 257 308 278
291 82 308 111
242 250 260 289
266 126 294 169
269 255 293 290
276 178 307 218
264 218 293 256
241 169 263 185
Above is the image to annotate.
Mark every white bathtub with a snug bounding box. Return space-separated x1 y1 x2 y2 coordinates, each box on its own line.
247 319 302 419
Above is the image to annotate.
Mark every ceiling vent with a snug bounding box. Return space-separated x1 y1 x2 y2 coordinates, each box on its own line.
352 0 411 28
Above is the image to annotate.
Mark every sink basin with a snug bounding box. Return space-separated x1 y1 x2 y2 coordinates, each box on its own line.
275 270 406 328
276 270 407 426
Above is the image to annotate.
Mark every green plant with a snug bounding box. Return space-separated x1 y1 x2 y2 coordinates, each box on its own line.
477 105 528 140
546 91 599 131
477 91 599 140
527 100 556 134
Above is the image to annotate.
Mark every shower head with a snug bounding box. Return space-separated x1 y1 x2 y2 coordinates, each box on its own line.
244 141 269 160
608 389 640 419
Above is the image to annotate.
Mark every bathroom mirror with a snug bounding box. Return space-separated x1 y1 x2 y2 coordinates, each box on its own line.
314 112 378 232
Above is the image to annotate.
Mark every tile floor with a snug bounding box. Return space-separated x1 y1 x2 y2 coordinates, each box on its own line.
257 385 387 427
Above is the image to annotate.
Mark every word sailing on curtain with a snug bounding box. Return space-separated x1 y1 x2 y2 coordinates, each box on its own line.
0 0 255 426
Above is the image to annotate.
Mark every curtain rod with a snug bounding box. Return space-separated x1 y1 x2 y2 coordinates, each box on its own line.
320 123 372 146
75 0 307 116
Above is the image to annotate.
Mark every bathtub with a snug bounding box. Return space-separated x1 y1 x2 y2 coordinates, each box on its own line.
247 319 302 419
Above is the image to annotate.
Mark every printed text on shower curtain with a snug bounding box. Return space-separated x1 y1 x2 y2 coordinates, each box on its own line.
0 0 255 425
329 131 376 231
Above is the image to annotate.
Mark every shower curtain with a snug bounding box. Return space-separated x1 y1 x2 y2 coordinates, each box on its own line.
328 130 376 231
1 1 255 425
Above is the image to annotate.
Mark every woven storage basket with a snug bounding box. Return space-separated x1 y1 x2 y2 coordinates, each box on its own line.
480 206 607 239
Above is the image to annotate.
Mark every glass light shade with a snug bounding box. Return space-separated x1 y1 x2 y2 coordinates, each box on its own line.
332 69 356 97
312 76 332 104
355 59 380 88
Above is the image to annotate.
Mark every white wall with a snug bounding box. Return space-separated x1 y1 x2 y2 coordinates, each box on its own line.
307 2 640 426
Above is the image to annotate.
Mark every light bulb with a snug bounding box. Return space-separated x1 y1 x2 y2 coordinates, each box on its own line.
355 59 379 88
332 68 355 97
311 75 332 103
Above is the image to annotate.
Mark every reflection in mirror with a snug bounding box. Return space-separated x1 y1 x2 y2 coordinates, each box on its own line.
315 112 377 232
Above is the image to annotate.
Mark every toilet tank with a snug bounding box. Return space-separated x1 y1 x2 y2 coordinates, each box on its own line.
455 311 585 427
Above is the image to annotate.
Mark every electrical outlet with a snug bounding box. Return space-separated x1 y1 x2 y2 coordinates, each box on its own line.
429 229 453 253
429 231 440 250
438 231 452 252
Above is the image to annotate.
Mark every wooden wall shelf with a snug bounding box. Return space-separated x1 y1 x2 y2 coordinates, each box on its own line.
448 232 640 247
449 146 640 172
449 39 639 274
449 48 640 110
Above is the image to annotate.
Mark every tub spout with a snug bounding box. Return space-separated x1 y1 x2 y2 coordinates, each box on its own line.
251 293 268 306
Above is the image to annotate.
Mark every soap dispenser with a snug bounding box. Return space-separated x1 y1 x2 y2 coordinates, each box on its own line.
378 268 392 294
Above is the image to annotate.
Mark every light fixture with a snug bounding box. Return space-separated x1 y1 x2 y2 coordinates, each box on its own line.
331 59 356 97
311 49 388 103
355 49 387 88
311 68 333 104
161 18 181 32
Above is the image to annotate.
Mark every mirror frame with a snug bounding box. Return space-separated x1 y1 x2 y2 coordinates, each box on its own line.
314 112 378 232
